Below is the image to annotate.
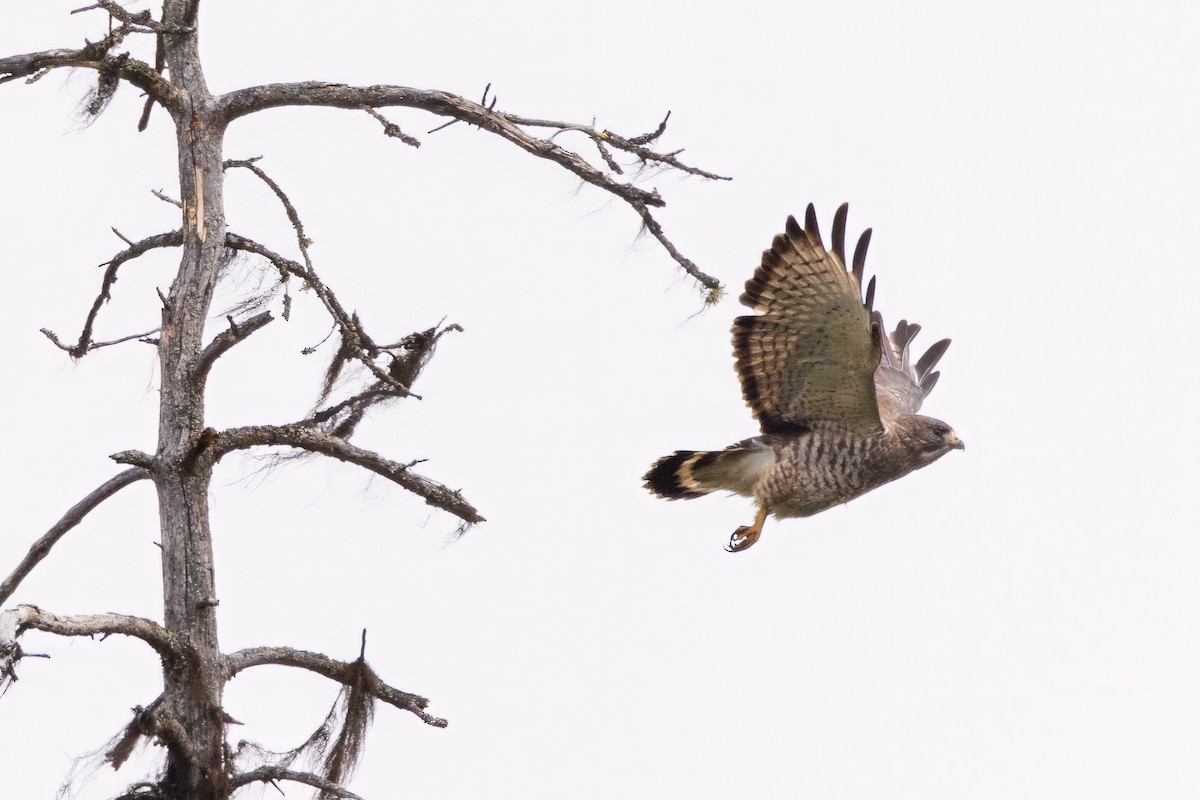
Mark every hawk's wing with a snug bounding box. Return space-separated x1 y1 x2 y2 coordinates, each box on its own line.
734 204 884 436
873 312 951 421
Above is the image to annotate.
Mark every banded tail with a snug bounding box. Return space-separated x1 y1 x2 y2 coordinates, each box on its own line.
643 440 773 500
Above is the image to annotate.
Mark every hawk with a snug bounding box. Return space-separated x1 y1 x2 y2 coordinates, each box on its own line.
644 204 963 551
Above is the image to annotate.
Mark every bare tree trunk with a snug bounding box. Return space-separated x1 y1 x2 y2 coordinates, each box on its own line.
156 5 227 796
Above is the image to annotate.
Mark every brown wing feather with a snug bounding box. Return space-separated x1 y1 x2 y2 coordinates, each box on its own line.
735 204 883 435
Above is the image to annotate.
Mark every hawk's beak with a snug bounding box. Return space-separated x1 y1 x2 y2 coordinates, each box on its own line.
949 433 965 451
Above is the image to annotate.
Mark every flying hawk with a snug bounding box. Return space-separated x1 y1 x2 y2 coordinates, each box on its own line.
644 204 962 551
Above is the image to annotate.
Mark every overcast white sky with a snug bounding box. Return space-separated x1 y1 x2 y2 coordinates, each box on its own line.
3 1 1199 798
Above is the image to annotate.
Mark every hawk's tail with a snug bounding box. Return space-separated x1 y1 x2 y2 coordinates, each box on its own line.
643 441 773 500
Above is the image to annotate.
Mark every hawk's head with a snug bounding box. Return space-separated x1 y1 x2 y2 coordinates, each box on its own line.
899 415 964 468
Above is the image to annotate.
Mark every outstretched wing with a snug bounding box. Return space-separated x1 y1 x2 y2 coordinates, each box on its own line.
873 312 951 421
734 204 883 436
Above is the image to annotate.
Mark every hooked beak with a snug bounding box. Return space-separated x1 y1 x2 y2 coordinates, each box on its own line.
948 432 965 451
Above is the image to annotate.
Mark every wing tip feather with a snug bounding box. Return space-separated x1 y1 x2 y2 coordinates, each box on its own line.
832 203 849 263
803 203 822 248
852 228 872 280
916 338 952 379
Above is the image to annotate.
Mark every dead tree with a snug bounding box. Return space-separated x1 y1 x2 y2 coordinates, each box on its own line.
0 3 726 799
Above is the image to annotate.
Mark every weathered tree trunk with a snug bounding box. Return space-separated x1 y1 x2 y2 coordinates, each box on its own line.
155 5 228 796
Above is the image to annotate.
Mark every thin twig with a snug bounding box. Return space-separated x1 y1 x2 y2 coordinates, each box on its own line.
229 767 365 799
508 111 727 181
633 204 724 305
88 327 161 350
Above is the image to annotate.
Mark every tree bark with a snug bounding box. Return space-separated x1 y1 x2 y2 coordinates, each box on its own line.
154 4 229 797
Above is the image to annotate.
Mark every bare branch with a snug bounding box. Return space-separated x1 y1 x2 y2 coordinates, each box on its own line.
230 766 365 799
216 83 723 291
211 423 483 526
0 606 183 688
0 468 150 606
218 84 652 198
41 230 182 359
0 28 179 111
194 311 275 385
225 646 446 727
224 232 419 399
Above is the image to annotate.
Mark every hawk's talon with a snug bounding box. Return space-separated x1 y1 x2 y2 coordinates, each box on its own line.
725 506 768 552
726 526 757 552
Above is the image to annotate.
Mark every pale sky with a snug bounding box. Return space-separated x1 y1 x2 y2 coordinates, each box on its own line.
2 2 1199 798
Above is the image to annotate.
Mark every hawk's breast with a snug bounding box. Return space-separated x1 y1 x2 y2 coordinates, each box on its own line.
759 423 888 518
